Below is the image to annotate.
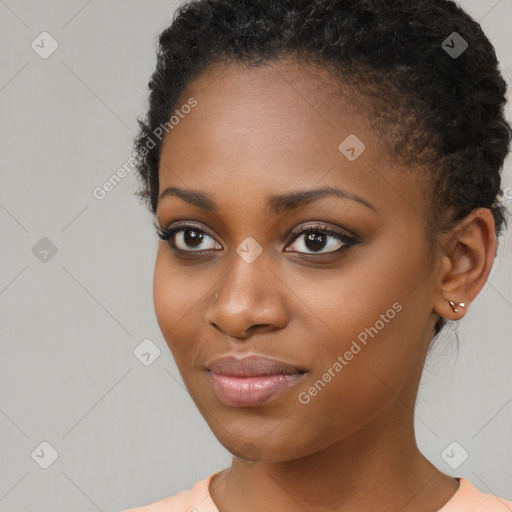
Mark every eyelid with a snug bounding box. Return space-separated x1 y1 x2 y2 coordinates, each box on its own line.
286 221 359 243
160 220 218 240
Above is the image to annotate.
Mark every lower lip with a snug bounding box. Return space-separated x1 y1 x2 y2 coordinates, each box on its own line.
207 371 305 407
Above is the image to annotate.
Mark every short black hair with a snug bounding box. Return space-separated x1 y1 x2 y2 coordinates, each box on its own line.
133 0 511 337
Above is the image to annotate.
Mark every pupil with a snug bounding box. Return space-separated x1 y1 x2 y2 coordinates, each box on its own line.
305 231 326 252
184 229 204 247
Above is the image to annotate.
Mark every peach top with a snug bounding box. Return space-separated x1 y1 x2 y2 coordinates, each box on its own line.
122 471 512 511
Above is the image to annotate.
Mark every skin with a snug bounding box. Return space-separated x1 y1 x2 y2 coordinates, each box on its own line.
152 57 497 512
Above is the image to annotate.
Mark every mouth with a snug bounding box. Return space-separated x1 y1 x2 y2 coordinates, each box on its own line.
206 353 307 407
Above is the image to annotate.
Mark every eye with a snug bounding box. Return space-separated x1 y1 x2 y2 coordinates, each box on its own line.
154 221 358 256
284 223 356 255
154 222 222 252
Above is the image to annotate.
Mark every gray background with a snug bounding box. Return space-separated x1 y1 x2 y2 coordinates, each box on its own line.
0 1 511 511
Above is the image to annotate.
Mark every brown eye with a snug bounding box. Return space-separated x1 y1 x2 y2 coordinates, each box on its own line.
285 225 356 255
155 223 222 252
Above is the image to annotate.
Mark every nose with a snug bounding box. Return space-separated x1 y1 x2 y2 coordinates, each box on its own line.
205 254 289 339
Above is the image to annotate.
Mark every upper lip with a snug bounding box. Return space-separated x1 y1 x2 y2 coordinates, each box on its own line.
206 354 305 377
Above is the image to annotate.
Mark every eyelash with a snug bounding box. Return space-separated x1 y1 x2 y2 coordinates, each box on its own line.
154 221 358 257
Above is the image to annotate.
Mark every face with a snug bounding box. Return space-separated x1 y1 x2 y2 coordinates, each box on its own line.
153 57 440 462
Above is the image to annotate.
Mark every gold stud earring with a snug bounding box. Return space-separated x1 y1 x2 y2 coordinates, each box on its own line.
449 300 465 313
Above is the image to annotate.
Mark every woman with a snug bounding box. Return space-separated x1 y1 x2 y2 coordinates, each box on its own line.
124 0 512 510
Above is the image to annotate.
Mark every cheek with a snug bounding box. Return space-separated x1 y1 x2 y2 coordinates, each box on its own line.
290 240 429 415
290 299 420 451
152 251 204 363
152 253 176 335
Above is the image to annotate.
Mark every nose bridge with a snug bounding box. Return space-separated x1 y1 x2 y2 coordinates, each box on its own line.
220 240 271 301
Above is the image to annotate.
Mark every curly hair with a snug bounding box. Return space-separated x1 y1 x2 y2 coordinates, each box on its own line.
133 0 511 338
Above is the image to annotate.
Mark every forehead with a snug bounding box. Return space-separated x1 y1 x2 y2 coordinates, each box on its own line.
158 57 428 220
170 57 373 149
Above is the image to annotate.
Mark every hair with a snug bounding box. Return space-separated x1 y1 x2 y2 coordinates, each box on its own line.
133 0 511 338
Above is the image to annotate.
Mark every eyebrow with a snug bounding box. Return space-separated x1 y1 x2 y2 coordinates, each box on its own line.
158 186 375 214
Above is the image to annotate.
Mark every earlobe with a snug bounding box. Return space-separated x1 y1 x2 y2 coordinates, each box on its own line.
432 208 497 321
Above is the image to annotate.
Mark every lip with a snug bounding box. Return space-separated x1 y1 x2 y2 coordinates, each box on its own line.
206 353 305 376
206 354 307 407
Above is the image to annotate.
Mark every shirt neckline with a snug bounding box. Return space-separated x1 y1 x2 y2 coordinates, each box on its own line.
190 469 225 511
192 472 464 512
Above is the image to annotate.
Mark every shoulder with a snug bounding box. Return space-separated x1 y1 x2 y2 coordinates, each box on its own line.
120 489 190 512
119 470 223 512
438 477 512 512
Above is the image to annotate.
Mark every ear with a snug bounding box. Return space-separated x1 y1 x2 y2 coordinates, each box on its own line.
433 208 497 321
